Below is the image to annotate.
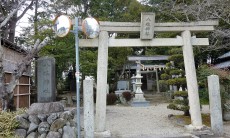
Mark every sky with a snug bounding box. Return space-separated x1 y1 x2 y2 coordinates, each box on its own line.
15 0 52 37
15 9 34 37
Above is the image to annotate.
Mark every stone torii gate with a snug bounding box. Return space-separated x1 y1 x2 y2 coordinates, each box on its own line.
79 13 218 134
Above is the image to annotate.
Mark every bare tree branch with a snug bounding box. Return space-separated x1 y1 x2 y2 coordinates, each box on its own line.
6 36 50 95
16 0 34 22
0 0 27 28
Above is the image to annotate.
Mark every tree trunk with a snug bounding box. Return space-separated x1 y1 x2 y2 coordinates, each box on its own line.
0 0 36 111
8 15 17 42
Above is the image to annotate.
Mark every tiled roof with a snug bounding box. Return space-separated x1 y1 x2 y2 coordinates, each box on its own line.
213 60 230 69
1 38 27 54
218 51 230 59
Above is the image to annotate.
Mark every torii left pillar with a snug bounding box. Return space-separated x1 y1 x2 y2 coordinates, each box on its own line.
94 31 111 136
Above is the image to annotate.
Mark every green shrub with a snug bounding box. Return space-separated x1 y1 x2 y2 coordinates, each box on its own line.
166 62 172 67
173 99 189 105
169 48 183 55
167 103 190 116
161 73 170 80
174 91 188 97
159 80 168 85
167 79 177 85
175 78 186 85
169 69 184 75
167 78 186 86
107 93 117 105
199 89 209 104
168 54 184 63
168 91 190 116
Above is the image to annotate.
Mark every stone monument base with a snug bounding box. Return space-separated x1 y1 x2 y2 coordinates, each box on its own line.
27 102 64 115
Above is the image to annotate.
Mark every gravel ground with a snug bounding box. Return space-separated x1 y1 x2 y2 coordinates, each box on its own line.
105 103 188 137
104 103 230 138
72 93 230 138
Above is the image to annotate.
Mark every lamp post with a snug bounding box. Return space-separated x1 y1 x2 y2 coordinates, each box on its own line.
74 17 81 138
53 15 99 138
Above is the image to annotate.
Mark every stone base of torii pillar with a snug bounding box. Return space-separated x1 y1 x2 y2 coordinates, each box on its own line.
131 70 150 107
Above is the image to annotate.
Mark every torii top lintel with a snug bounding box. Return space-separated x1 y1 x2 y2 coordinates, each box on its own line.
98 11 218 33
79 12 218 47
98 20 219 33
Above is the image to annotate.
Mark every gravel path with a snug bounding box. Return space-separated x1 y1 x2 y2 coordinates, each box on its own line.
104 103 230 138
105 103 188 137
73 93 230 138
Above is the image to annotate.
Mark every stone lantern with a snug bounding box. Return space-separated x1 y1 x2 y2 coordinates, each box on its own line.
131 70 149 107
131 74 136 92
135 71 143 94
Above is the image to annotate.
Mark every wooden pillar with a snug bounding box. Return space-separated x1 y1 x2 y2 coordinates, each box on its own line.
182 30 202 127
95 31 109 132
156 69 160 93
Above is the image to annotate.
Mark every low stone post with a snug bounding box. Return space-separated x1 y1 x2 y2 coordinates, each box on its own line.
208 75 223 136
83 78 94 138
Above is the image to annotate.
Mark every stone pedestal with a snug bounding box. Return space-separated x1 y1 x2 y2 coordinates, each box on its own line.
131 71 149 107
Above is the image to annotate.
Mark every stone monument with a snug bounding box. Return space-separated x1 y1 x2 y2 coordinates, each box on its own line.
37 56 56 102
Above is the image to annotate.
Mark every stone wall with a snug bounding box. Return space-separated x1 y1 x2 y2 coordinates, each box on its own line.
15 102 82 138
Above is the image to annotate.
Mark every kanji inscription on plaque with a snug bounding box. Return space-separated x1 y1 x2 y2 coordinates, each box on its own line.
140 12 155 39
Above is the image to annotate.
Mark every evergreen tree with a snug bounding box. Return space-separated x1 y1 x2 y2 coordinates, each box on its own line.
160 48 189 116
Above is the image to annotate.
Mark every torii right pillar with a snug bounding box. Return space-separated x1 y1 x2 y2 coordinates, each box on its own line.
182 30 203 128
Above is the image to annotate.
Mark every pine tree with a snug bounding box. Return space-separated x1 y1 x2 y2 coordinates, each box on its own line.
160 48 189 116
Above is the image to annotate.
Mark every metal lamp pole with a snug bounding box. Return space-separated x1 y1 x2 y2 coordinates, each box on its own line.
74 17 81 138
54 15 99 138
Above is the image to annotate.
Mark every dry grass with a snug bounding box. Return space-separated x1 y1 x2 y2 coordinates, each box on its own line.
174 113 211 126
0 109 26 138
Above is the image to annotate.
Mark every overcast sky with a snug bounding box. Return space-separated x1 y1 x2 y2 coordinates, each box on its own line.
15 8 34 37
